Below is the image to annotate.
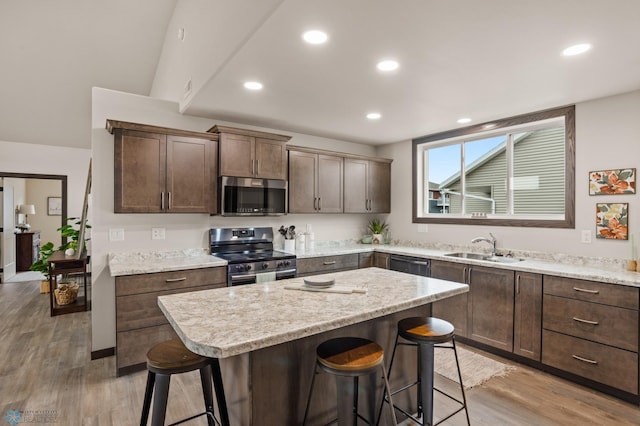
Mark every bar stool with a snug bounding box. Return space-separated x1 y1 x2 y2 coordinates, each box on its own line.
380 317 470 426
140 338 230 426
303 337 398 426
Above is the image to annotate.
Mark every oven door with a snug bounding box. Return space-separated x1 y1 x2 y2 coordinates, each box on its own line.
228 268 297 286
220 176 287 216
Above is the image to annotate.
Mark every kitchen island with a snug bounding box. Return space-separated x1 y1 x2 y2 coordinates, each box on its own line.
158 267 468 425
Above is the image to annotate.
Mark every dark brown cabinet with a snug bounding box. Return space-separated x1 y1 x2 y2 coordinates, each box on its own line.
108 120 218 214
288 149 343 213
513 271 542 360
430 260 469 337
541 275 639 394
115 267 227 375
343 159 391 213
16 231 40 271
210 125 290 180
296 254 359 277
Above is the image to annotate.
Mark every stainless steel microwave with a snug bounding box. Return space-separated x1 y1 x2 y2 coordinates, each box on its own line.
220 176 288 216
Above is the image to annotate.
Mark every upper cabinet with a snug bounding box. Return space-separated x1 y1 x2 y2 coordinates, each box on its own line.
289 149 343 213
108 120 218 214
209 125 291 180
344 158 391 213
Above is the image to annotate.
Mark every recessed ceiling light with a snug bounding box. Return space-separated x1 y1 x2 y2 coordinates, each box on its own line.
457 118 471 124
562 43 591 56
302 30 328 44
243 81 263 90
377 60 399 71
367 112 381 120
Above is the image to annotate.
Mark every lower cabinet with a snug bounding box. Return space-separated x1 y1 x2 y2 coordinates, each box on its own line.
431 260 542 358
374 252 390 269
297 254 359 277
115 267 227 375
358 252 374 268
541 275 639 395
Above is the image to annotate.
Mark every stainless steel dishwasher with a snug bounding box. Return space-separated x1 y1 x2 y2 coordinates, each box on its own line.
389 254 431 276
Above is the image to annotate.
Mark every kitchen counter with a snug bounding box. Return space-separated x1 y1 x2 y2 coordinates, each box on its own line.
158 267 467 425
108 248 227 276
158 267 468 358
295 243 640 288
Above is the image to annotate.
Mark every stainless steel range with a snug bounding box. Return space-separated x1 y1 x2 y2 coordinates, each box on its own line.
209 227 297 286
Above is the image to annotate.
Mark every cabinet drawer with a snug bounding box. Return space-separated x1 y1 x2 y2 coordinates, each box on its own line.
544 275 639 309
115 267 226 296
116 283 225 332
543 294 638 351
542 330 638 394
297 254 359 275
116 324 178 374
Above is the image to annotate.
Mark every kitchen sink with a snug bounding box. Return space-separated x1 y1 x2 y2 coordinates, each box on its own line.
444 252 524 263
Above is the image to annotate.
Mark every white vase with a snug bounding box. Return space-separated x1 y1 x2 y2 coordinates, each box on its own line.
372 233 383 245
284 239 296 253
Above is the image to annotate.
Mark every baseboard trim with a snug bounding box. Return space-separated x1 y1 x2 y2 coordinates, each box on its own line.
91 347 115 360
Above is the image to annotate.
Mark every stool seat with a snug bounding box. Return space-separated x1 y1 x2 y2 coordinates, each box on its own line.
317 337 384 372
147 339 209 373
398 317 454 344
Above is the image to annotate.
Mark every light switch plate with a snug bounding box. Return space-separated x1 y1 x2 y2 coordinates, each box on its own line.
581 230 592 243
418 224 428 233
109 228 124 241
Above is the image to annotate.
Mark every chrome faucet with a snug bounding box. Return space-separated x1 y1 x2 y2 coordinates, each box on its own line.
471 233 497 257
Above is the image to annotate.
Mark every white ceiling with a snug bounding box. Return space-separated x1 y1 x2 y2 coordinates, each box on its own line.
3 0 640 149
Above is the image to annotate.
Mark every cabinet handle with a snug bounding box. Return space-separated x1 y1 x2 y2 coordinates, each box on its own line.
572 316 599 325
516 275 520 294
313 197 317 210
573 287 599 294
323 261 337 265
161 192 165 210
168 192 172 210
256 160 260 174
318 198 321 211
165 277 187 282
368 199 372 210
252 160 255 175
572 354 598 365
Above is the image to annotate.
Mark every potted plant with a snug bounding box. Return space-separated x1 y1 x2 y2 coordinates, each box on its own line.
58 217 91 255
30 241 55 293
368 218 389 245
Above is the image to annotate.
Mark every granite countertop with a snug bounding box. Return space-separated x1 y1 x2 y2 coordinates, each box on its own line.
158 267 468 358
108 248 227 276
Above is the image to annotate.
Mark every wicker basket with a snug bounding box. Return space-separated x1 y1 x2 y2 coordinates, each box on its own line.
54 283 79 305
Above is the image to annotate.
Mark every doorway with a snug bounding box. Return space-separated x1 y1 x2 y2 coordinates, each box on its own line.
0 172 67 283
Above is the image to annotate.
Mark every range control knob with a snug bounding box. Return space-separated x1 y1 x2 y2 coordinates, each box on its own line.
284 260 291 266
276 261 284 268
262 263 269 270
235 264 245 272
246 264 252 271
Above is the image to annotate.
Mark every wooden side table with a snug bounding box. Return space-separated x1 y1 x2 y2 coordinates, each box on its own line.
48 250 88 317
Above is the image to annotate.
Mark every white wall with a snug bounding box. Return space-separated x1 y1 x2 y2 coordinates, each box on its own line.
0 142 90 225
26 179 63 247
91 87 379 351
379 89 640 260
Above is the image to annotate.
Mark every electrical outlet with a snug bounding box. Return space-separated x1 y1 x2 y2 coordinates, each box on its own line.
581 230 592 244
152 228 166 240
109 228 124 241
418 224 428 233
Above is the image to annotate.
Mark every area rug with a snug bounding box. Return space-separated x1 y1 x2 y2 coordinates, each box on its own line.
434 345 515 389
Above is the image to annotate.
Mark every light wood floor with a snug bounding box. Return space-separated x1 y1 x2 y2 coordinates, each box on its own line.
1 279 639 425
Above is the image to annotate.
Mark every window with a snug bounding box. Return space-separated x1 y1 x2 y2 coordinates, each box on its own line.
413 105 575 228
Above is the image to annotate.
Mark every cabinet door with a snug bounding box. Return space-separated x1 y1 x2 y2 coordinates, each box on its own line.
288 150 317 213
255 138 288 179
317 154 343 212
468 265 514 351
374 252 390 269
430 260 469 337
166 136 211 213
368 161 391 213
114 129 166 213
513 272 542 360
219 133 255 178
343 158 368 213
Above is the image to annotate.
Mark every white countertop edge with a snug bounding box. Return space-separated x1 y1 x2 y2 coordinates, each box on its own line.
158 279 469 359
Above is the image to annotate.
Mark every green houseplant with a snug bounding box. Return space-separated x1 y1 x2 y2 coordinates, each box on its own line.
57 217 90 254
368 218 389 244
30 241 55 293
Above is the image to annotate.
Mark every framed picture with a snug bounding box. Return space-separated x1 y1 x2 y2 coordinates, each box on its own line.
47 197 62 216
589 168 636 195
596 203 628 240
